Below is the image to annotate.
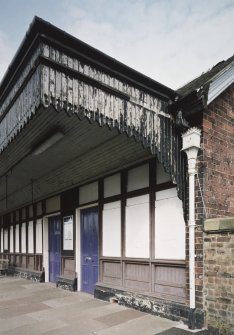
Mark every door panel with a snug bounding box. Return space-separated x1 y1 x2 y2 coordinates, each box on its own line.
49 216 61 283
81 207 99 293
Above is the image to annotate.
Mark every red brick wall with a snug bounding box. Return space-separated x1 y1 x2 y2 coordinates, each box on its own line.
204 231 234 333
193 83 234 312
202 83 234 218
199 83 234 331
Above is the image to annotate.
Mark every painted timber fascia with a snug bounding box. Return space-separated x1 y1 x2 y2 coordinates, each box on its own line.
207 61 234 105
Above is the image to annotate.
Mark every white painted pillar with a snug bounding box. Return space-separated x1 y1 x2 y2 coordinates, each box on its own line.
42 217 49 282
182 128 201 310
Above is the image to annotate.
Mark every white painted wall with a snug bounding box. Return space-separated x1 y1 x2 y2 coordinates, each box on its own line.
102 201 121 257
76 208 81 291
28 221 34 253
79 182 98 204
0 228 3 252
46 196 60 213
10 226 14 253
128 164 149 191
43 217 49 282
155 187 185 260
104 173 121 198
21 222 26 253
36 219 43 253
156 161 171 184
125 194 149 258
15 225 19 252
4 229 8 250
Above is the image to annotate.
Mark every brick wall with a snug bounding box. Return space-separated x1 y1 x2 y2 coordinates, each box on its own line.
204 222 234 334
201 83 234 333
202 83 234 218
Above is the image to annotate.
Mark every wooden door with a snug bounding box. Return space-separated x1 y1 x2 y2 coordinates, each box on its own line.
81 208 99 293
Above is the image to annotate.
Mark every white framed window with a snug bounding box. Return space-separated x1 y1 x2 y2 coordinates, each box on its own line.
125 194 149 258
0 228 3 252
155 188 185 260
36 219 43 253
10 226 14 253
102 201 121 257
104 174 121 198
28 221 34 253
127 164 149 192
79 182 98 204
15 225 19 253
21 222 26 253
4 229 8 250
46 196 60 213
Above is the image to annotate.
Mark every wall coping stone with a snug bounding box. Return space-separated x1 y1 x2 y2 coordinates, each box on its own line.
204 217 234 232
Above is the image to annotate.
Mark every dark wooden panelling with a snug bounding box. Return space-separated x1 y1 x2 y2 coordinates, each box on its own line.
154 266 186 301
15 210 19 222
61 189 78 213
102 261 122 286
29 205 34 218
35 255 43 271
21 255 26 268
27 255 34 269
9 254 14 265
21 208 26 221
124 262 150 291
36 202 43 216
15 255 20 266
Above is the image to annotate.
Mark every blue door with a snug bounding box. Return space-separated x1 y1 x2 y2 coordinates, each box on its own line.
49 216 61 283
81 207 99 294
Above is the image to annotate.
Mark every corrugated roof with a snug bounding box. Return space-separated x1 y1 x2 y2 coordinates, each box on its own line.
177 54 234 97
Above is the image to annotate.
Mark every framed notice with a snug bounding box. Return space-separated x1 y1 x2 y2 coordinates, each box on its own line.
63 216 73 250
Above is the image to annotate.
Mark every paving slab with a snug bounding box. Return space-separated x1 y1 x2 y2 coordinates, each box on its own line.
0 319 67 335
0 315 37 333
0 277 207 335
95 309 145 327
95 313 176 335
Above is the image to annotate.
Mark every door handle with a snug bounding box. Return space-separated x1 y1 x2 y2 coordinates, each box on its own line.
85 257 92 262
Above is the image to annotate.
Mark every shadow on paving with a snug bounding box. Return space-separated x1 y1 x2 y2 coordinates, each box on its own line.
157 328 209 335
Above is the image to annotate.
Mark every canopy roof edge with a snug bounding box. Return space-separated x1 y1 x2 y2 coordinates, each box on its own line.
0 16 177 105
0 17 187 214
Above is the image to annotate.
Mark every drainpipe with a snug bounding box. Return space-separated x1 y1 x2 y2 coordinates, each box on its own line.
182 127 201 329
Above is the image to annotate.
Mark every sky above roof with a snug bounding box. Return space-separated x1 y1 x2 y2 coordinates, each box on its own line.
0 0 233 90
